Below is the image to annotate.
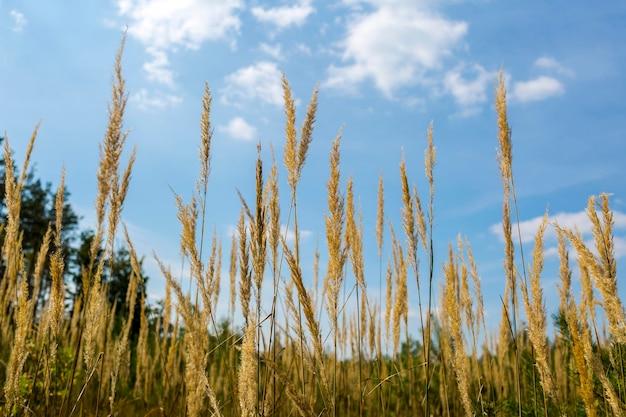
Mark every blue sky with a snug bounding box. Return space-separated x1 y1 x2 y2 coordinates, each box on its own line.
2 0 626 334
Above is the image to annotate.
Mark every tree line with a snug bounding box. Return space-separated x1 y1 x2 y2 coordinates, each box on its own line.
0 136 150 338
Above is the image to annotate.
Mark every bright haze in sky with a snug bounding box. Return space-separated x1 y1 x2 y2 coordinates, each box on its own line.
1 1 625 331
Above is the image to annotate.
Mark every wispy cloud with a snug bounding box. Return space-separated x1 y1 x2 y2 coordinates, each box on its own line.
280 224 313 243
219 117 257 141
225 223 313 244
10 9 27 32
443 63 493 116
295 43 312 55
325 3 467 98
221 61 283 107
132 88 183 110
259 43 284 60
534 56 574 77
251 0 314 30
510 76 565 103
143 48 175 86
116 0 242 86
489 208 626 245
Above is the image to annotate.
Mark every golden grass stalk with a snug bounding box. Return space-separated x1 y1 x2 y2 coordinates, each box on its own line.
384 258 393 346
565 295 597 416
376 172 384 258
1 132 32 308
175 198 222 405
495 69 523 412
37 170 67 401
519 211 558 405
282 237 332 411
238 209 252 323
465 237 486 341
229 233 238 324
369 301 378 359
83 258 106 372
2 258 30 413
577 244 597 331
423 121 435 416
121 225 144 379
345 177 363 288
191 82 214 315
156 257 222 417
239 314 258 417
558 194 626 343
495 70 512 187
48 169 66 344
262 356 317 417
312 244 320 307
109 329 128 415
495 69 516 314
399 151 427 410
136 293 150 398
436 288 453 417
32 225 52 328
457 237 474 351
345 177 369 337
376 172 386 367
266 146 280 273
390 222 407 357
213 237 223 309
95 35 128 230
556 230 572 315
344 176 367 399
96 34 136 271
496 270 512 396
579 313 626 417
399 153 417 271
238 144 267 414
282 74 298 191
442 244 472 417
324 129 346 331
588 193 624 342
248 144 267 305
76 40 134 414
197 82 213 203
282 74 319 194
165 315 181 400
0 128 37 340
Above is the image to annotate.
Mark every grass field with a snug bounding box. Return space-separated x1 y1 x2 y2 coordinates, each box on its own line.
1 38 625 417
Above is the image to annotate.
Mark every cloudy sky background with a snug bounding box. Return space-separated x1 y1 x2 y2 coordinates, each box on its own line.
2 0 625 334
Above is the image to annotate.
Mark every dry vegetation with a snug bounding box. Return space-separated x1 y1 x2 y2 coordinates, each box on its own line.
1 39 626 417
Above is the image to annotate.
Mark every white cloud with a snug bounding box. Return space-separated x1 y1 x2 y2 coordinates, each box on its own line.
280 225 313 243
511 76 565 103
259 43 284 60
132 88 183 110
10 10 27 32
219 117 257 141
534 56 574 77
251 0 314 30
490 208 626 245
615 237 626 258
296 43 312 55
325 4 467 97
443 63 492 115
226 223 313 244
546 236 626 261
116 0 242 86
143 48 175 86
221 61 283 107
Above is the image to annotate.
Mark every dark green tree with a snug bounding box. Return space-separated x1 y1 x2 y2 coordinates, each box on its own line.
0 136 80 310
70 229 149 338
0 136 150 337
